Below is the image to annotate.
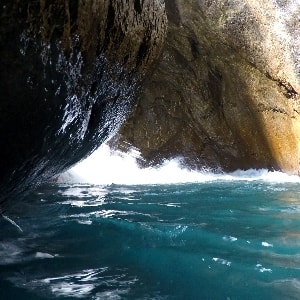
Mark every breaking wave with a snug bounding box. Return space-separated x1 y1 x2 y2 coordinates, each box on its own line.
58 144 300 185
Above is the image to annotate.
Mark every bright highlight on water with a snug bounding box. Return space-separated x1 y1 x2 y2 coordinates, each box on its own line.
1 145 300 299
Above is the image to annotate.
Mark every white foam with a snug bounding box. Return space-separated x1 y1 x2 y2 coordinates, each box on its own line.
223 236 238 242
212 257 232 266
59 143 300 185
35 252 56 259
255 264 272 273
262 241 274 248
34 268 135 299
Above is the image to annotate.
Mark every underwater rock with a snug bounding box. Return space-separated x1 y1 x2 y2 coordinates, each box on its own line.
114 0 300 174
0 0 167 208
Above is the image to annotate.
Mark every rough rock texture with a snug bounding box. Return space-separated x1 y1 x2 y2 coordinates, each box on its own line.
113 0 300 173
0 0 167 208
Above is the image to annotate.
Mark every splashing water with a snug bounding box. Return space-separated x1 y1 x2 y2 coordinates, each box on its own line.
59 143 300 185
2 143 300 299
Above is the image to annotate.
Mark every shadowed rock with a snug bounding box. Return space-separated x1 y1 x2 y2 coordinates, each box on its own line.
0 0 167 209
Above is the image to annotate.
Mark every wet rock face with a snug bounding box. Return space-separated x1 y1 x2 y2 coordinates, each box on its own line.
115 0 300 173
0 0 167 207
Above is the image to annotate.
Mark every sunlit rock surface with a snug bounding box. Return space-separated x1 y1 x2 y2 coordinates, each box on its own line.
0 0 167 208
114 0 300 173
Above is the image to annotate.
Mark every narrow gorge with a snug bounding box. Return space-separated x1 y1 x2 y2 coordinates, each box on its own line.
1 0 300 209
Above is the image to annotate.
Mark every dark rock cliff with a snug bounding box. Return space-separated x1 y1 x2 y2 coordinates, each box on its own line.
2 0 300 212
0 0 167 209
113 0 300 174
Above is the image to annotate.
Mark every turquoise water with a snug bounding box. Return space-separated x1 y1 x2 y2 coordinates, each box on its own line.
1 180 300 299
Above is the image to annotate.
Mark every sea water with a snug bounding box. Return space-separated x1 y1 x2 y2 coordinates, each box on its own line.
1 145 300 299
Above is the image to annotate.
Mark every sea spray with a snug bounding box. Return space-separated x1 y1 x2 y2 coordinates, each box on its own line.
59 143 300 185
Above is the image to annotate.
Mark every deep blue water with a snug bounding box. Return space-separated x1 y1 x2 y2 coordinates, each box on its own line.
1 180 300 299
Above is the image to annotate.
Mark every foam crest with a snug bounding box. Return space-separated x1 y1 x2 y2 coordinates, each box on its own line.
59 144 300 185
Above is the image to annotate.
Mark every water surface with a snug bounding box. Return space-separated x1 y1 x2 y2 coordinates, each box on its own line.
1 180 300 299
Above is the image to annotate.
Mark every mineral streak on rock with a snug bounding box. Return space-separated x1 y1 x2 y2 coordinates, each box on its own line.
0 0 167 207
114 0 300 174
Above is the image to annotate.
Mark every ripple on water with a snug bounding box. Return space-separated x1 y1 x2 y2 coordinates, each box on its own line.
0 242 24 265
9 267 138 299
